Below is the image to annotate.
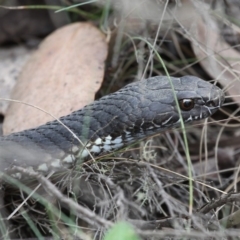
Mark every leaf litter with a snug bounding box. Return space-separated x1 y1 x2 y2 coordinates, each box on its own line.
2 1 240 239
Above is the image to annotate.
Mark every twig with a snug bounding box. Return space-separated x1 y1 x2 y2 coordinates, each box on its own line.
10 166 113 229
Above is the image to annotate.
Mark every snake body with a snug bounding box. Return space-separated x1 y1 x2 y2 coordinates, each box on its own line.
0 76 224 174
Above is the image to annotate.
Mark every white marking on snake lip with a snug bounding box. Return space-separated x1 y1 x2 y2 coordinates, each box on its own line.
162 116 173 126
151 123 160 128
63 155 75 163
37 163 48 172
187 115 192 122
204 106 212 115
154 123 161 128
51 159 61 168
175 119 180 124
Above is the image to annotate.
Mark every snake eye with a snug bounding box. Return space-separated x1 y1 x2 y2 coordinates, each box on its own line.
179 99 195 111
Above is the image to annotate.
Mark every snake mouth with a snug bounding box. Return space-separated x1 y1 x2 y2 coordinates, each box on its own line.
203 89 225 116
212 89 225 107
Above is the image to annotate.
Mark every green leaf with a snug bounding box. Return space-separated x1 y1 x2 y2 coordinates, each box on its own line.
104 222 140 240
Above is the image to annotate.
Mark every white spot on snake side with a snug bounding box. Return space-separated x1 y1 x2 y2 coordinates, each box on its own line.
94 138 103 145
106 135 112 140
90 145 101 153
79 149 89 158
72 146 79 153
126 137 133 142
63 155 74 163
11 173 22 179
104 135 112 145
112 136 123 144
112 142 124 149
51 159 61 168
38 163 48 172
124 131 132 138
102 144 112 151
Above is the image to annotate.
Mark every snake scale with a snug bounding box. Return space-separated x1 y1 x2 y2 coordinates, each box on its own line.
0 76 224 175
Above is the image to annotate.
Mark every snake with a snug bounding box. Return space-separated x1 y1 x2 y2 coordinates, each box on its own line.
0 75 224 175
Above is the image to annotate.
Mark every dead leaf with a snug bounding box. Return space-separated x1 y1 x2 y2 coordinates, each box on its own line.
3 22 108 134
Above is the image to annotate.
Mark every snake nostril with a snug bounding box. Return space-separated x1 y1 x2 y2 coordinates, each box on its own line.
207 100 217 107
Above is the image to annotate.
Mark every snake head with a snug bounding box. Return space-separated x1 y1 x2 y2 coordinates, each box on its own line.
174 76 225 123
130 75 225 137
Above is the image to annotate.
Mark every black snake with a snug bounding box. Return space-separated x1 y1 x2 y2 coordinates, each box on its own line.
0 76 224 175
